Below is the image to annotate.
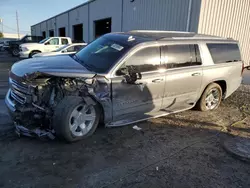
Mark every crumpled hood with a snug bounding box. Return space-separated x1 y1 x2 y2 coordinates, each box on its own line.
11 55 96 78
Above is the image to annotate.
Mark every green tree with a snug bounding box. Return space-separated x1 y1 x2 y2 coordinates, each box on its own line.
0 32 3 38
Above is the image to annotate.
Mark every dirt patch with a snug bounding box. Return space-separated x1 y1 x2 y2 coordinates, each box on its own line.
0 85 250 188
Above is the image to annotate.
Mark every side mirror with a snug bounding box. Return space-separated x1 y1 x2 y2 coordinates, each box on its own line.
61 50 67 53
122 65 142 84
45 42 49 45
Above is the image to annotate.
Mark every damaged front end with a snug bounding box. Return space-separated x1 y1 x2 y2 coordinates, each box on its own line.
5 71 111 140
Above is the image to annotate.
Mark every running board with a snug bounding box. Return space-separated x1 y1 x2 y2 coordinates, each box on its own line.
106 105 194 127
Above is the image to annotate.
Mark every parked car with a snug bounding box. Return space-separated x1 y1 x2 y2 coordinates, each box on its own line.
9 35 44 57
0 42 3 51
2 39 16 52
32 43 87 58
19 37 72 58
5 31 244 142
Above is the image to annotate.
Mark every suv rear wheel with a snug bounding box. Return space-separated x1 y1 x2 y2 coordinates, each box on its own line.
53 96 100 142
196 83 222 111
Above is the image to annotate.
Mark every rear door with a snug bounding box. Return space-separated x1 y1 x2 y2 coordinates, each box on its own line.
161 44 203 110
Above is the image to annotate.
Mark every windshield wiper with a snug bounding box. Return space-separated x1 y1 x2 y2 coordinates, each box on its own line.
84 63 98 72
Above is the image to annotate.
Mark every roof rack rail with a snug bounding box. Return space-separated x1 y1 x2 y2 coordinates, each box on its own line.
171 36 228 40
129 30 195 34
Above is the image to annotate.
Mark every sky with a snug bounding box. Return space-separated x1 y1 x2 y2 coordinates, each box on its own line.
0 0 88 35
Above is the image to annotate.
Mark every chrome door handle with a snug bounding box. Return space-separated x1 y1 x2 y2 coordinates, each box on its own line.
192 73 201 76
152 78 164 83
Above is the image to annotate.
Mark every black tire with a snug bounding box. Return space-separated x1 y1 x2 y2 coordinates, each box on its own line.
29 51 41 58
11 48 19 57
196 83 222 112
53 96 100 142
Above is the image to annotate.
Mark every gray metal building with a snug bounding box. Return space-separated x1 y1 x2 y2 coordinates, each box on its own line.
31 0 250 65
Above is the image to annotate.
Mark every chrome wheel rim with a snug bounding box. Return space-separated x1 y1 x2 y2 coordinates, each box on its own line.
205 88 220 110
69 104 96 137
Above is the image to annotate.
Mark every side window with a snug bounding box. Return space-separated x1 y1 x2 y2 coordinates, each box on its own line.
162 44 201 69
190 44 202 66
25 36 32 42
207 43 241 64
61 38 69 45
66 46 75 52
47 38 59 45
74 45 83 52
121 47 161 74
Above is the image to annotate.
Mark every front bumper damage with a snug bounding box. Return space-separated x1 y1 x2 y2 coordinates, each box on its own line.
15 123 55 140
5 89 56 140
5 71 113 140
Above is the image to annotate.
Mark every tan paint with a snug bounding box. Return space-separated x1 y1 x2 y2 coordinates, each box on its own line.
198 0 250 65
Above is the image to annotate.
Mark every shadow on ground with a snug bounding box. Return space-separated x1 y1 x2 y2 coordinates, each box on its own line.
0 85 250 188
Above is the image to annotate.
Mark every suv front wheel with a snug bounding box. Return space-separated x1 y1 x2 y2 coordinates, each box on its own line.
53 96 100 142
196 83 222 111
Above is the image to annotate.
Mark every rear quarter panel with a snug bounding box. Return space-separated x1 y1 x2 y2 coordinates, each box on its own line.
199 42 242 99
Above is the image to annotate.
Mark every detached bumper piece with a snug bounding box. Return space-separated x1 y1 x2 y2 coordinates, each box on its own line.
15 123 55 140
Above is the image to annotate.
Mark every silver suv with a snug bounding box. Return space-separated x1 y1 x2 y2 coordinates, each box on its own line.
5 30 243 142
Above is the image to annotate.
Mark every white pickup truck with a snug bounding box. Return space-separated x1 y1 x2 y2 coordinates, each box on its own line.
19 37 72 58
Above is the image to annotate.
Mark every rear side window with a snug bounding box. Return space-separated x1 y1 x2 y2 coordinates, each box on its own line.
61 38 69 45
207 43 241 64
162 44 201 69
74 45 84 52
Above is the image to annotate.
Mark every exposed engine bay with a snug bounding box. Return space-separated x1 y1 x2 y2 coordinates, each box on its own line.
8 72 111 140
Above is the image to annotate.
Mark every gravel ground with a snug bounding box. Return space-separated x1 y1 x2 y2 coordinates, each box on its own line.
0 85 250 187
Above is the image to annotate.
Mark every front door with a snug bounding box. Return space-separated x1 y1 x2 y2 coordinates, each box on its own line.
161 44 203 110
44 38 60 52
111 46 166 121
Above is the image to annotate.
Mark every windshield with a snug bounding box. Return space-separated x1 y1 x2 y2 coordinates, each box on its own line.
20 35 26 41
39 37 49 44
75 36 130 73
53 44 69 52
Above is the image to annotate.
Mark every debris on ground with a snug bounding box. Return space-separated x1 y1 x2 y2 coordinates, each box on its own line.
15 124 55 140
132 125 142 131
0 85 250 187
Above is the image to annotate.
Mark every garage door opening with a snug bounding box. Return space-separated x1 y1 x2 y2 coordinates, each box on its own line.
59 27 66 37
94 18 111 39
73 24 83 42
42 31 46 38
49 30 54 37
